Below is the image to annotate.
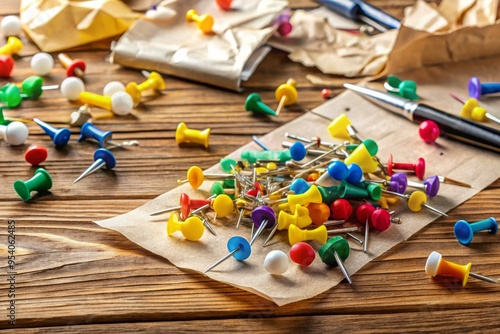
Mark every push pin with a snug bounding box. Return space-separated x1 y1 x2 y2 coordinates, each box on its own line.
126 71 166 105
175 122 210 148
79 91 133 116
103 81 125 97
186 9 214 34
339 181 382 202
454 217 498 245
288 139 321 161
263 204 312 247
407 175 440 197
241 148 292 164
275 9 293 36
60 77 85 101
289 241 316 267
315 160 349 186
167 212 205 241
73 148 116 184
274 78 298 115
382 189 447 216
69 105 92 126
30 52 54 76
287 185 323 213
215 0 233 10
0 37 23 57
24 145 48 166
58 53 86 79
150 193 213 218
449 93 500 125
1 15 22 36
386 154 425 180
365 172 407 194
425 251 499 286
330 199 353 221
0 121 29 146
0 55 15 77
321 88 332 99
344 139 380 174
177 165 234 189
33 118 71 147
13 168 53 202
327 114 361 142
264 250 289 275
18 76 53 99
245 93 277 116
418 120 440 143
318 236 352 284
384 75 419 100
78 122 138 148
468 76 500 99
0 83 22 108
288 224 358 246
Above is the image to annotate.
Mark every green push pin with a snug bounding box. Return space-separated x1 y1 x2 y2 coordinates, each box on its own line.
384 75 419 101
245 93 277 116
338 181 382 201
318 235 352 284
240 149 292 164
0 83 22 108
13 168 53 202
0 106 5 125
20 76 44 99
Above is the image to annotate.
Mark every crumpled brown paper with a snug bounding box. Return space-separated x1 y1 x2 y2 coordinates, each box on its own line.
269 0 500 79
20 0 142 52
95 55 500 306
110 0 288 91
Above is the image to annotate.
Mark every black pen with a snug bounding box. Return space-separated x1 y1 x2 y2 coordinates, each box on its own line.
344 83 500 153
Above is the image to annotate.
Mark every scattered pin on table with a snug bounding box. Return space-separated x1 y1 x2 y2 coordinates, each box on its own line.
0 121 29 146
319 236 352 284
79 90 133 116
275 8 293 36
178 165 234 189
418 120 440 144
449 93 500 125
17 76 57 99
1 15 22 36
274 78 298 116
30 52 54 76
425 251 499 286
454 217 498 245
74 148 116 184
0 36 23 57
382 189 448 216
69 105 92 126
407 175 440 197
289 241 316 267
468 76 500 100
264 250 289 275
176 122 210 148
33 118 71 147
186 9 214 34
0 55 15 77
167 212 205 241
78 122 138 148
245 93 277 116
24 145 48 166
58 53 86 79
0 83 22 108
126 71 166 105
13 168 53 202
288 224 358 246
103 81 126 97
384 75 419 100
386 154 425 180
203 235 252 274
60 77 85 101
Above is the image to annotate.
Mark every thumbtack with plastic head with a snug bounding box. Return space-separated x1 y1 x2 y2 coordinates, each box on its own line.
263 204 312 247
60 77 85 101
0 121 29 145
241 149 292 164
468 76 500 99
454 217 498 245
0 55 15 77
382 189 447 216
74 148 116 184
126 71 166 105
407 175 440 197
289 242 316 267
13 168 53 202
167 212 205 241
449 93 500 125
18 76 45 99
287 185 322 213
79 91 133 116
24 145 48 166
79 122 111 148
186 9 214 34
327 114 355 141
69 105 92 126
58 53 86 79
178 165 234 189
288 224 358 246
0 37 23 57
0 83 22 108
103 81 125 97
33 118 71 147
275 9 293 36
203 235 252 273
176 122 210 148
339 181 382 202
215 0 233 10
315 160 349 186
150 193 211 218
386 154 425 180
1 15 22 36
264 250 289 275
384 75 419 100
425 251 499 286
250 206 276 244
30 52 54 76
289 139 321 161
418 120 440 143
245 93 277 116
344 139 379 174
318 236 352 284
274 78 298 115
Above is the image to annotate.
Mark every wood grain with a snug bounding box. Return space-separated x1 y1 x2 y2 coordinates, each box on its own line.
1 0 500 331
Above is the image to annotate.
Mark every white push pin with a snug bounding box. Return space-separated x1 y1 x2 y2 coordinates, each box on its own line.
30 52 54 76
264 250 289 275
60 77 85 101
103 81 125 96
1 16 22 36
0 121 29 146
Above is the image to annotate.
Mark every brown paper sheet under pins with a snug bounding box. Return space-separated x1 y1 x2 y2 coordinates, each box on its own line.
96 56 500 306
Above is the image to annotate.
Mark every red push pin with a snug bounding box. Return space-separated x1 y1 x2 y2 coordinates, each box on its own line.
418 120 440 144
0 55 14 77
330 199 353 220
24 145 48 166
386 154 425 180
321 88 332 99
58 53 86 80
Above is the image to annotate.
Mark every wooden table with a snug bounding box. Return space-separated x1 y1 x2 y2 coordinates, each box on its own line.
1 1 499 332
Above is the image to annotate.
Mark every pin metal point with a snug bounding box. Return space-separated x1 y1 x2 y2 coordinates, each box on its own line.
74 148 116 184
363 218 369 254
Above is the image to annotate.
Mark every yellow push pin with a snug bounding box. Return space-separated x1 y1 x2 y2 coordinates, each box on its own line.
382 190 448 216
450 93 500 125
186 9 214 34
425 251 499 286
177 165 234 189
175 122 210 148
126 71 166 105
274 78 298 116
287 185 322 213
167 212 205 241
288 224 359 246
263 204 312 247
0 36 23 56
344 139 379 173
79 91 133 116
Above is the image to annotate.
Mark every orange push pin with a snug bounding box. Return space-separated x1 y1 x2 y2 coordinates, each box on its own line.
425 251 499 286
274 78 298 116
186 9 214 34
58 53 86 79
126 71 166 105
79 91 133 116
175 122 210 148
0 36 23 57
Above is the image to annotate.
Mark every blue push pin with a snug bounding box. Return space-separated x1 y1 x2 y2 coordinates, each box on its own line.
454 217 498 245
289 140 320 161
346 163 363 183
468 77 500 99
33 118 71 147
290 178 310 194
73 148 116 184
78 122 113 148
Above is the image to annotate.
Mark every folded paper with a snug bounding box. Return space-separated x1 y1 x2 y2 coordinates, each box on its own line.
110 0 288 91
